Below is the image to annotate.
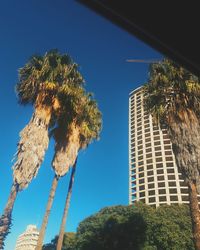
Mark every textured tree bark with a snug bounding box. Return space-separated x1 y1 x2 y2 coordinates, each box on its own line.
56 160 77 250
188 181 200 250
35 175 59 250
0 185 18 249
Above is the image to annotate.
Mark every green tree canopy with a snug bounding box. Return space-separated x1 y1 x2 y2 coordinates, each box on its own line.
44 203 194 250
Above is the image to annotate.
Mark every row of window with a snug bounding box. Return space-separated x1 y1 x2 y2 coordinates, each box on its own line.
139 162 175 169
130 138 171 148
131 181 187 189
132 167 176 177
135 178 187 186
136 188 188 195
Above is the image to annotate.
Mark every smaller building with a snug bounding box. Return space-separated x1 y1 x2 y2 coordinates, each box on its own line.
15 225 39 250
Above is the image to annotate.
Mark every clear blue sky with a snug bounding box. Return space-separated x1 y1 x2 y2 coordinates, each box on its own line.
0 1 162 249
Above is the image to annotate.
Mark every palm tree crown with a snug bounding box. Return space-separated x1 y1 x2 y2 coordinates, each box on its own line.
51 85 102 177
16 49 84 105
143 58 200 186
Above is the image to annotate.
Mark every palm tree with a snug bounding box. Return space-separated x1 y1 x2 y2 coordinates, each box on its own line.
35 88 102 250
56 93 102 250
143 58 200 250
0 50 84 249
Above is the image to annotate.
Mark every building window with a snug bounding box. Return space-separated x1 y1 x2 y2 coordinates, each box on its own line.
138 155 143 161
145 128 150 133
155 146 161 151
138 145 143 150
168 181 176 187
147 164 153 170
158 182 165 188
181 188 188 194
156 157 162 162
146 153 152 158
147 170 153 176
165 151 172 156
168 175 175 180
157 176 164 181
180 181 188 187
146 159 153 164
164 145 171 150
154 141 161 146
139 185 145 191
153 131 160 135
140 192 145 198
149 190 155 196
146 132 151 138
166 162 174 168
164 140 171 145
167 169 174 174
138 150 143 155
138 161 144 166
157 169 164 175
148 177 154 182
145 137 151 143
139 173 144 178
155 152 162 157
154 135 160 141
146 148 152 153
165 157 173 161
139 167 144 172
145 142 151 148
159 189 166 194
169 188 177 194
139 179 144 184
163 134 170 140
138 140 143 145
170 196 178 201
149 197 156 203
159 196 167 202
182 196 189 201
148 183 154 189
156 163 163 168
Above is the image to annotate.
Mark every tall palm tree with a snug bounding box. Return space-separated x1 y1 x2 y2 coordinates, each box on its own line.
56 92 102 250
0 50 84 249
143 58 200 250
36 88 102 250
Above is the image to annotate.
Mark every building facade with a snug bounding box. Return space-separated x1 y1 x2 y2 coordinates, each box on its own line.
129 86 189 207
15 225 39 250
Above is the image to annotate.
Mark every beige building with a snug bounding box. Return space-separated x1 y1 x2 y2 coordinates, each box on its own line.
129 86 189 207
15 225 39 250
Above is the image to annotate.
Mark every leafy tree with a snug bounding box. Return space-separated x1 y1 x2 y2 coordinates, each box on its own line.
45 203 194 250
143 58 200 249
0 50 84 249
42 232 76 250
76 205 146 250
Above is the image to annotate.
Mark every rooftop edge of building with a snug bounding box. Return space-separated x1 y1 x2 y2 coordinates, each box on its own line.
129 85 143 96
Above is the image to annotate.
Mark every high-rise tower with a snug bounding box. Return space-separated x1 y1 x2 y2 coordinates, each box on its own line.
129 86 189 207
15 225 39 250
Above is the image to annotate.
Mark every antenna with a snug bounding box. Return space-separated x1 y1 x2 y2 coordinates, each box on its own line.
126 59 161 63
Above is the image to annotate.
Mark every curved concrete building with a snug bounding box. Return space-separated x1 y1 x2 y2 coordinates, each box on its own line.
129 86 189 207
15 225 39 250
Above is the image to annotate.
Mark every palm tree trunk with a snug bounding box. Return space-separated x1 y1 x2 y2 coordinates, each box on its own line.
35 175 59 250
188 181 200 250
56 159 77 250
0 184 18 249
